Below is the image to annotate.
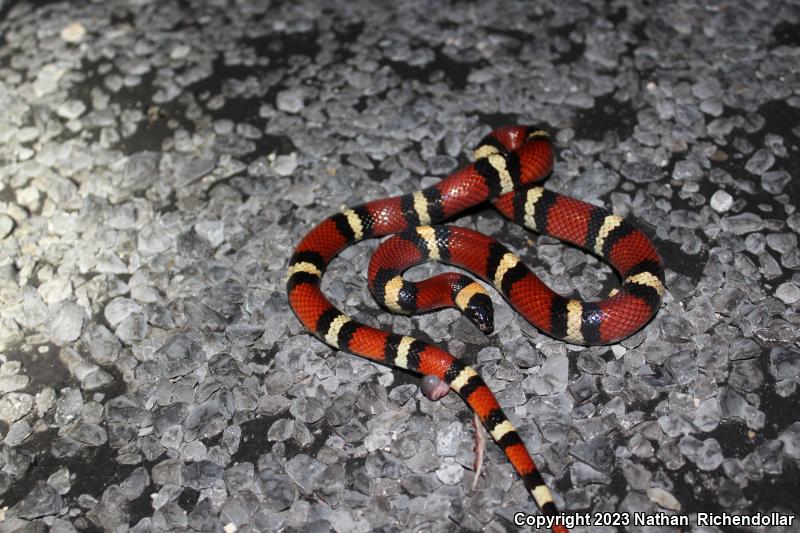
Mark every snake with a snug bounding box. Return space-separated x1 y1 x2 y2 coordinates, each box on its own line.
286 125 664 532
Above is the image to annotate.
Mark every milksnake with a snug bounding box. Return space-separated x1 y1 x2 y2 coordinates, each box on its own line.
287 125 664 532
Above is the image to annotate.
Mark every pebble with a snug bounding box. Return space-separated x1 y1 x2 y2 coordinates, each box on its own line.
529 353 569 395
434 460 463 485
0 393 34 423
48 302 84 344
775 282 800 304
0 374 30 394
709 190 733 213
33 64 66 97
47 468 72 495
38 276 72 305
720 213 765 235
745 148 774 175
273 153 298 176
194 220 225 248
672 159 702 180
60 21 86 42
0 215 13 239
56 100 87 120
766 232 797 254
761 170 791 194
103 298 143 326
3 420 33 446
276 88 305 113
647 487 682 511
15 481 63 519
170 44 191 60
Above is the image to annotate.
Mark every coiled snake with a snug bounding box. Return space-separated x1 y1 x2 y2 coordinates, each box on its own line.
287 125 664 532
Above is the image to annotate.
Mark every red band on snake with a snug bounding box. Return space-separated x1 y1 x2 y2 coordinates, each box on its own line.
287 125 664 532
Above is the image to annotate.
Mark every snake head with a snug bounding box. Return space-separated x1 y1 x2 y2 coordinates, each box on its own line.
461 292 494 335
452 277 495 335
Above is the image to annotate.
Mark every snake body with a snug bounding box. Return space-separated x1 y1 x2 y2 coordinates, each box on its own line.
287 126 664 532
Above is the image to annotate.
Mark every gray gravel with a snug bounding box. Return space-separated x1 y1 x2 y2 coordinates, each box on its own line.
0 0 799 531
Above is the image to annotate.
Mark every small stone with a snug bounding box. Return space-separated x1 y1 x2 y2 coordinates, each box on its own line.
647 487 682 511
195 220 225 248
0 374 30 394
729 338 760 360
720 213 764 235
620 161 662 183
70 423 107 446
170 44 191 60
55 388 83 427
571 462 611 484
761 170 791 194
15 481 63 518
680 436 724 471
775 282 800 304
530 353 569 395
709 190 733 213
183 460 224 490
87 485 128 528
104 298 143 326
699 99 723 116
49 302 84 344
16 126 39 143
16 186 40 210
38 276 72 305
267 419 294 442
745 148 774 175
33 64 66 97
672 159 702 180
435 460 464 485
284 454 326 494
57 100 87 120
60 21 86 43
769 347 800 383
257 469 294 512
273 153 298 176
223 463 254 494
778 423 800 459
0 393 34 423
767 233 798 254
276 88 305 113
435 421 464 457
0 360 22 376
4 420 33 446
130 284 161 303
47 468 72 495
0 215 13 240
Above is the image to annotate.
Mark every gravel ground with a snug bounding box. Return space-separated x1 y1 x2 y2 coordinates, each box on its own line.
0 0 799 532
